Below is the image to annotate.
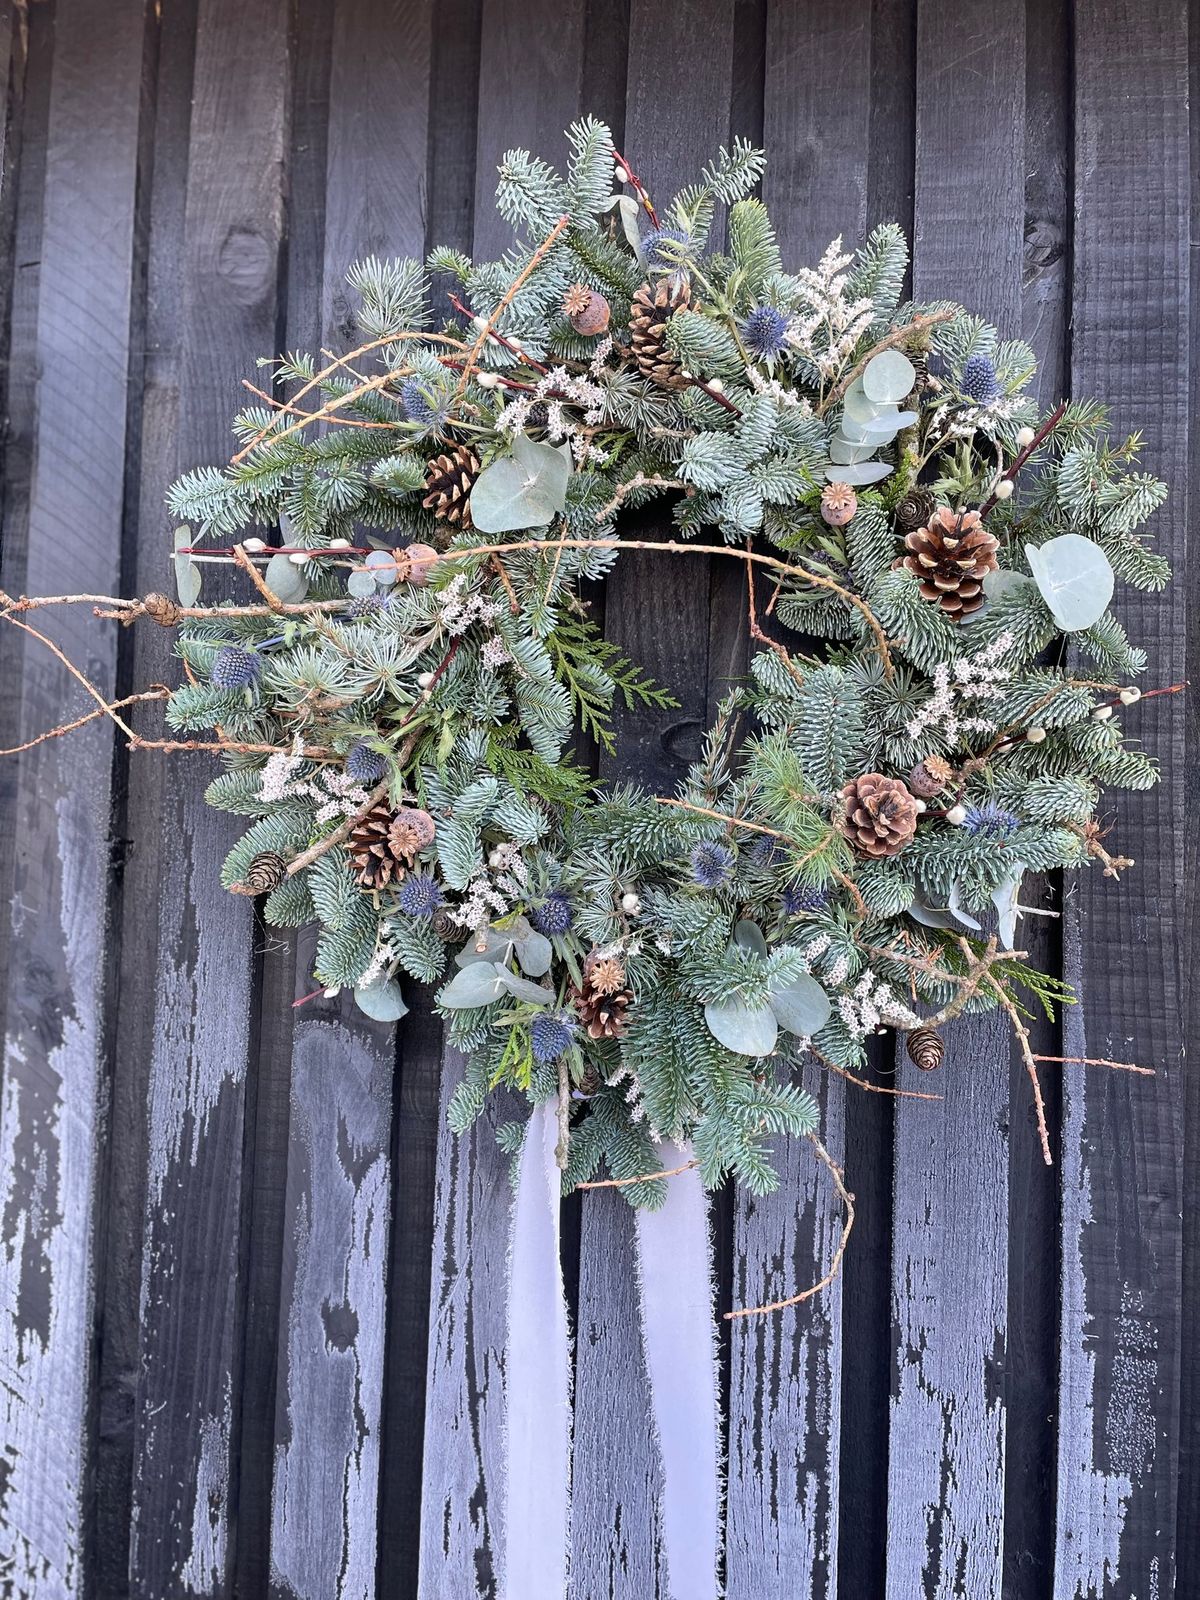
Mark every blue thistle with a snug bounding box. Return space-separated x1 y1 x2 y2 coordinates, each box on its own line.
398 872 443 917
346 592 387 619
781 883 831 916
641 226 690 273
531 1010 575 1064
742 305 789 359
210 646 262 692
963 800 1020 837
400 378 451 435
961 353 1001 406
530 889 573 936
345 742 387 785
690 839 734 889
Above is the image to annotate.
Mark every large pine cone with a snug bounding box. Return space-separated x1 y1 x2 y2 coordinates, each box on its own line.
423 443 480 532
572 953 632 1040
837 773 919 858
900 506 999 617
628 278 694 388
347 802 407 888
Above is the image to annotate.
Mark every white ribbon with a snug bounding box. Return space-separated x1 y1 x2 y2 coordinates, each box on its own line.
634 1142 722 1600
502 1101 572 1600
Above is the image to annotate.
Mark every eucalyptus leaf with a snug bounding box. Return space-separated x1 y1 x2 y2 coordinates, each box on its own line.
733 920 769 960
906 890 962 932
497 969 554 1007
469 434 571 534
264 552 308 604
703 999 779 1057
354 976 409 1022
862 350 915 405
515 929 553 977
365 548 401 588
829 436 877 466
947 881 983 932
346 568 377 599
842 379 882 426
768 974 832 1038
440 962 509 1008
173 527 201 607
1024 534 1115 631
823 461 893 486
455 926 519 967
992 864 1025 950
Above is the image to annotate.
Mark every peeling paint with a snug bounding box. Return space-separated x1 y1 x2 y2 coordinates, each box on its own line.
179 1378 231 1594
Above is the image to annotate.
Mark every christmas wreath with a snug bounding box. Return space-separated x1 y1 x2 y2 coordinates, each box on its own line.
33 120 1172 1217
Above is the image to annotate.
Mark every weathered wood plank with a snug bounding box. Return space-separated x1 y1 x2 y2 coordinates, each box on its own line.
0 5 146 1594
128 4 289 1594
725 10 869 1590
1055 6 1189 1595
268 6 432 1594
886 7 1025 1597
572 5 735 1594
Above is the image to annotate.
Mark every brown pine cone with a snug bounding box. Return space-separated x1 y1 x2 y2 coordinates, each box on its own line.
906 1025 945 1071
422 443 480 532
907 754 953 799
388 806 436 864
628 277 694 388
231 850 288 896
347 803 406 888
837 773 919 858
142 591 183 626
572 954 633 1040
894 486 936 533
900 506 999 617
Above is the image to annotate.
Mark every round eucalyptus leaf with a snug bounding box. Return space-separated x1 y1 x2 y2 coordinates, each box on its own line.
515 929 553 977
905 891 961 931
469 434 571 534
947 880 983 932
862 350 915 404
354 976 409 1022
365 548 401 588
346 568 377 599
842 378 883 426
440 962 508 1008
992 863 1025 950
824 461 893 486
703 999 779 1057
733 919 769 960
768 973 832 1038
455 927 517 968
264 551 308 604
497 968 554 1006
173 527 202 607
829 435 877 466
861 408 916 439
1024 534 1115 631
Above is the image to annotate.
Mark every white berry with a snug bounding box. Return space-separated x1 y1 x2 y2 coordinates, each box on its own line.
322 986 340 999
621 891 641 915
1092 704 1114 721
707 377 725 394
472 313 490 331
477 371 501 388
615 166 630 184
288 551 309 566
417 671 435 690
994 478 1014 501
945 805 967 826
913 798 927 813
1026 725 1047 744
242 536 266 553
1016 426 1036 448
1119 686 1142 705
328 538 351 549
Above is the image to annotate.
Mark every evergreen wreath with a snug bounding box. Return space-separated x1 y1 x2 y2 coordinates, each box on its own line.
27 119 1173 1219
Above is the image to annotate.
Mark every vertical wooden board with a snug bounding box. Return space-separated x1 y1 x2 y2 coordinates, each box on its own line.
1055 6 1189 1595
0 3 146 1593
725 11 870 1591
416 1052 513 1598
571 5 735 1595
128 4 289 1595
886 7 1025 1597
268 6 433 1593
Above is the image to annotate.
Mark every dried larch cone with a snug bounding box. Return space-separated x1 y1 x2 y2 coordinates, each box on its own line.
906 1025 945 1071
231 850 288 896
836 773 919 858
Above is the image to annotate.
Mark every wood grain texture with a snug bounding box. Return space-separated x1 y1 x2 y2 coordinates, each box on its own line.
887 6 1025 1597
1055 5 1189 1595
0 5 145 1594
128 4 289 1594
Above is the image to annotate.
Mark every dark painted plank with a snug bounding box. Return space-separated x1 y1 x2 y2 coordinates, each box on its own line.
127 4 290 1594
0 4 146 1594
725 9 870 1590
1054 6 1189 1595
572 4 736 1594
886 7 1025 1597
268 6 432 1593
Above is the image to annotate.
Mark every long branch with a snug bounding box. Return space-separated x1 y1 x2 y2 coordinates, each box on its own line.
451 213 570 399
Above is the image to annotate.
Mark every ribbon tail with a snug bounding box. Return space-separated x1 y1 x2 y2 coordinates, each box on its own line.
502 1101 572 1600
634 1142 722 1600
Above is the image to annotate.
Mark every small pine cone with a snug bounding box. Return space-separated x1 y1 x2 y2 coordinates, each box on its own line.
347 803 406 889
142 591 182 626
422 444 480 531
388 806 437 864
821 482 857 527
894 486 937 533
431 906 459 943
907 755 954 799
572 979 632 1041
585 952 627 997
906 1025 945 1072
900 506 999 617
231 850 288 896
562 283 611 336
906 350 930 396
837 773 919 858
628 277 695 388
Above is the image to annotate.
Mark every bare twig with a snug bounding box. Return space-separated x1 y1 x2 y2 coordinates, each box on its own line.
979 400 1068 516
811 1045 943 1102
595 473 686 522
452 214 570 399
0 612 139 739
726 1134 854 1318
0 687 171 756
984 962 1052 1166
1034 1053 1154 1077
576 1158 699 1191
555 1059 571 1171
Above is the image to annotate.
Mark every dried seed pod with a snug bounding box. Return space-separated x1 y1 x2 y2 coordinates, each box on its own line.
907 754 953 799
562 283 611 336
820 481 857 527
388 806 437 863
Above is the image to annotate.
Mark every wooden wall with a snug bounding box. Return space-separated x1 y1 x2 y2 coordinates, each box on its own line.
0 1 1194 1595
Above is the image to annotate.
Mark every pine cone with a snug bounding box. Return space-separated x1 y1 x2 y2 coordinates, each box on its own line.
231 850 288 896
347 803 407 889
423 444 480 532
906 1025 945 1072
894 486 936 533
142 591 182 626
628 277 694 388
900 506 999 617
837 773 919 858
572 955 632 1040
